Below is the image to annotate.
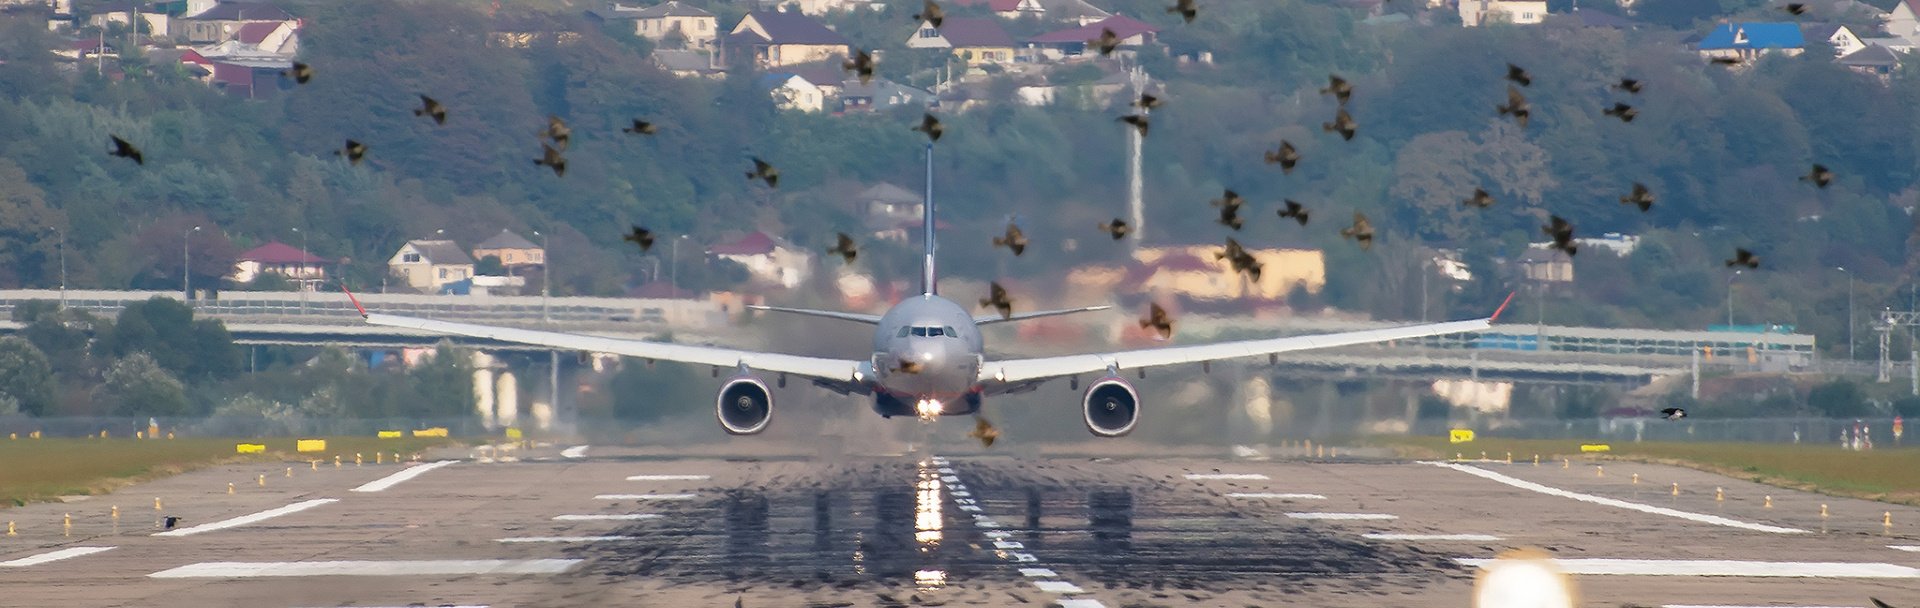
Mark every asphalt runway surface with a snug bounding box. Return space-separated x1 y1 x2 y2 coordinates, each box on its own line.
0 441 1917 607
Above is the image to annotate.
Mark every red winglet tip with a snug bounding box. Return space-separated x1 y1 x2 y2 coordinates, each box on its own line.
1488 291 1517 323
340 284 369 318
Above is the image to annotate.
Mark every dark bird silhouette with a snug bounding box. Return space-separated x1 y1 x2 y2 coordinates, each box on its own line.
913 0 944 27
1506 63 1532 87
162 516 183 530
1620 182 1654 212
1782 2 1808 15
1870 598 1894 608
284 61 312 84
1166 0 1197 22
969 417 1000 448
1265 140 1299 174
1709 56 1742 66
992 222 1027 256
1278 200 1309 226
912 112 943 142
1801 163 1833 188
1497 86 1530 128
335 139 367 166
746 157 779 188
1099 218 1131 240
623 226 655 252
1462 188 1495 209
1725 247 1760 269
414 95 446 125
979 281 1014 319
1604 102 1637 123
1323 108 1357 140
1133 93 1162 109
1340 212 1374 249
1319 74 1352 105
1119 113 1149 136
1612 78 1643 94
1216 237 1263 282
543 115 571 150
842 49 875 84
1089 28 1121 56
109 135 142 165
533 143 566 177
735 595 744 608
828 232 858 263
1661 407 1686 421
1211 189 1245 230
1140 302 1173 340
622 119 656 135
1543 215 1577 256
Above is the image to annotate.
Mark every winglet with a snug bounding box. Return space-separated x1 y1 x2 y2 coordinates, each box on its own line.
1488 291 1517 323
341 284 369 319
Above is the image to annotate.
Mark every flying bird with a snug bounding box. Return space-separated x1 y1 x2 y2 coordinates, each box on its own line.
533 143 566 177
1782 2 1807 15
1497 86 1530 128
1506 63 1532 87
1216 237 1263 281
1462 188 1494 209
1323 108 1357 141
1140 302 1173 340
969 417 1000 448
1870 598 1894 608
1709 56 1742 66
1620 182 1654 212
843 49 875 84
1089 28 1121 56
1543 215 1577 256
335 139 367 166
622 119 657 135
1133 93 1162 109
414 95 446 125
912 112 943 142
1265 140 1299 174
1211 189 1245 230
1099 218 1131 240
1604 102 1638 123
825 232 858 264
1340 212 1374 249
542 115 571 151
1319 74 1352 105
746 157 779 188
1611 78 1643 94
1166 0 1197 22
109 135 142 165
1725 247 1759 269
992 222 1027 256
914 0 944 27
284 61 312 84
979 281 1014 319
1119 113 1149 136
1661 407 1686 420
623 226 655 252
1277 199 1309 226
1801 164 1833 188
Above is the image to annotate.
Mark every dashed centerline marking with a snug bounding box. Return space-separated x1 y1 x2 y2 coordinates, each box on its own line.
1227 492 1326 500
625 475 710 481
936 456 1107 608
495 536 636 543
1425 462 1806 535
1364 533 1502 541
351 460 459 493
1889 545 1920 552
560 445 589 459
594 494 696 500
1455 558 1920 578
1286 512 1400 521
1019 568 1058 578
552 514 661 521
0 546 115 567
154 499 338 537
1033 581 1086 593
149 559 582 578
1184 473 1269 480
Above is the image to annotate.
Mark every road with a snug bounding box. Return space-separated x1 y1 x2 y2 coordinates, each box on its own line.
0 439 1914 607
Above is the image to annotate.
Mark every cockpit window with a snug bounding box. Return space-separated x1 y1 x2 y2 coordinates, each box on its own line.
911 327 929 337
943 326 958 338
898 326 911 338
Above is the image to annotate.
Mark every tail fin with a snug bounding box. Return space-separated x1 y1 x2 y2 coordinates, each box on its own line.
922 142 936 296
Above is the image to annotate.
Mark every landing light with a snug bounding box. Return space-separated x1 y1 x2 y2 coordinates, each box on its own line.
915 399 942 418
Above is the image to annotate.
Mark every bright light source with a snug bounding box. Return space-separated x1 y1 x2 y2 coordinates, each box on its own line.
915 399 942 418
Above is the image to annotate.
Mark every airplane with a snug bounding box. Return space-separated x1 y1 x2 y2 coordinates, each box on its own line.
348 145 1508 439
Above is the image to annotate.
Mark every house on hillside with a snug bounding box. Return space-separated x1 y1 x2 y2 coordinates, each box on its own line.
1025 14 1157 60
760 71 834 112
1517 246 1573 287
1838 44 1901 80
1130 245 1325 300
906 17 1015 65
653 48 724 77
1696 22 1804 64
470 229 545 269
707 231 812 288
1802 23 1864 57
1890 0 1920 39
232 19 298 55
87 2 173 37
231 241 327 288
631 1 717 48
724 10 849 68
838 77 933 112
388 240 475 293
176 0 293 44
944 0 1041 18
1458 0 1546 26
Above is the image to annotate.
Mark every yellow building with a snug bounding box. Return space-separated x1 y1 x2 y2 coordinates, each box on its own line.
904 17 1016 65
1066 245 1324 302
726 10 850 68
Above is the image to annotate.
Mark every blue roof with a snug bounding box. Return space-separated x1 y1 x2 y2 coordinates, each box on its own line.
1698 22 1804 50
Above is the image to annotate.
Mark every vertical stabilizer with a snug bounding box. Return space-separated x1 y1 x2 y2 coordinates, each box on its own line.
922 143 936 296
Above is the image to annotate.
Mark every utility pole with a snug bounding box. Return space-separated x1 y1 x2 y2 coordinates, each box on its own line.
535 230 550 322
1836 266 1854 361
183 225 201 301
1725 270 1741 326
293 226 308 314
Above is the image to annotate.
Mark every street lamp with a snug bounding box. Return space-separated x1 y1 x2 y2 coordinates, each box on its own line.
292 227 310 313
533 230 549 322
1836 266 1855 361
1726 269 1742 327
183 225 201 302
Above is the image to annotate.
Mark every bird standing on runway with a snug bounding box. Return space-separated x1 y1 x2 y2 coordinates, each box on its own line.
1661 407 1686 421
162 516 183 530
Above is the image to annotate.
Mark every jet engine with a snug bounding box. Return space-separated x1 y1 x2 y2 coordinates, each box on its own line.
1082 376 1140 437
716 377 774 435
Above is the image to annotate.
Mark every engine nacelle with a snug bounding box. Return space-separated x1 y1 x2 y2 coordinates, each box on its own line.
1082 377 1140 437
716 377 774 435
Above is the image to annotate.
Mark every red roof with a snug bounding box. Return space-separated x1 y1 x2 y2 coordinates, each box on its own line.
708 231 777 255
1028 14 1158 44
235 21 282 44
238 241 325 264
178 49 211 65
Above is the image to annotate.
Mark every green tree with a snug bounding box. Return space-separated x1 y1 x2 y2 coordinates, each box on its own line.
1806 379 1869 418
98 297 240 381
405 342 476 419
0 337 54 415
96 352 189 417
475 254 506 276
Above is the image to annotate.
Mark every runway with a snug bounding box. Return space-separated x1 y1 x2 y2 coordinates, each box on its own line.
0 442 1916 607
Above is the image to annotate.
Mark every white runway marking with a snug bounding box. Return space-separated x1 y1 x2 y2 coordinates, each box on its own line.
351 460 459 493
1228 492 1327 500
1019 568 1057 578
1425 462 1806 535
1889 545 1920 552
295 605 489 608
495 536 636 543
1055 601 1108 608
1184 473 1269 480
1033 581 1086 593
154 498 338 537
0 546 115 567
993 541 1025 549
1455 558 1920 578
552 514 661 521
561 445 589 459
1285 512 1400 520
1364 533 1502 541
624 474 710 481
594 494 696 500
1665 605 1864 608
150 559 582 578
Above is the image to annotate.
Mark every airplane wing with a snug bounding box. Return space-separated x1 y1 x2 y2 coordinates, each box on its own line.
746 305 884 325
979 294 1512 385
974 305 1113 326
363 313 864 383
